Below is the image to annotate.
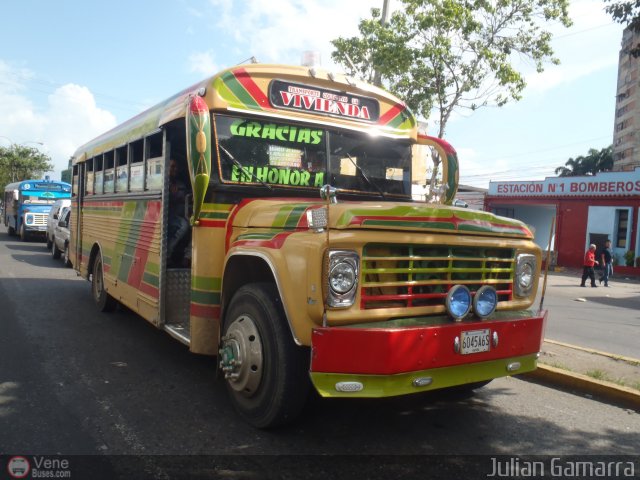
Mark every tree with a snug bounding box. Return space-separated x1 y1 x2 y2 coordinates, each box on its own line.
605 0 640 56
331 0 571 197
332 0 572 138
0 144 53 187
554 146 613 177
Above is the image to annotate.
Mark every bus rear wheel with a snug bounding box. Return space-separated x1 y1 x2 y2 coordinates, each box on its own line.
220 283 310 428
92 255 117 312
51 238 61 259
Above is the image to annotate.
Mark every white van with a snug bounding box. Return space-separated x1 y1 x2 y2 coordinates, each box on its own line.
46 199 71 250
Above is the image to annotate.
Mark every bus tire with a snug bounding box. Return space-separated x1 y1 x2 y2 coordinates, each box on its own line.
19 224 28 242
92 254 117 312
51 238 61 259
63 243 72 268
220 283 310 428
46 237 53 250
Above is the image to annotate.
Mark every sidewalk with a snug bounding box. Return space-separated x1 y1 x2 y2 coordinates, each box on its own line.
521 269 640 409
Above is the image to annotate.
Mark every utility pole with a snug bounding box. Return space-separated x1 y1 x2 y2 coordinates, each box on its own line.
372 0 390 87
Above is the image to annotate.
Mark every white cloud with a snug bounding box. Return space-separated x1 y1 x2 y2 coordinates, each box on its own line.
204 0 378 70
188 51 219 76
0 62 116 179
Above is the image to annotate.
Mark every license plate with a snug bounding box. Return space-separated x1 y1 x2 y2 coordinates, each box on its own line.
461 329 490 354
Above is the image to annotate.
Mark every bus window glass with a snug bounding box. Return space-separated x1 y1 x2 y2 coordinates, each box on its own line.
72 165 79 196
328 130 412 197
115 145 128 193
129 140 144 191
94 156 104 194
216 115 326 189
85 159 94 195
104 151 115 193
146 133 164 190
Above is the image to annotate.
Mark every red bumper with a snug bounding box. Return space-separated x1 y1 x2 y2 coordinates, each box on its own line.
311 312 547 375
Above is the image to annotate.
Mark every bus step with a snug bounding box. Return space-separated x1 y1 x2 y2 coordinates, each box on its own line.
164 322 191 345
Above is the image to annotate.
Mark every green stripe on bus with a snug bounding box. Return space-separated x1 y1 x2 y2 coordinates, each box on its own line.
192 276 222 291
284 205 308 229
219 72 262 110
142 271 159 288
191 290 221 306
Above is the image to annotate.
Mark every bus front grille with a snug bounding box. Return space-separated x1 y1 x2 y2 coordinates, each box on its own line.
361 244 515 310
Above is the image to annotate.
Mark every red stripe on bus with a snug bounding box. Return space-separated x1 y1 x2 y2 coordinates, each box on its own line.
199 219 227 228
139 282 159 299
378 103 405 125
190 304 221 318
233 68 270 107
127 202 161 287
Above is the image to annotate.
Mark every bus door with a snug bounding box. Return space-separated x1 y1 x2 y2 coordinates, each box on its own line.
161 134 193 345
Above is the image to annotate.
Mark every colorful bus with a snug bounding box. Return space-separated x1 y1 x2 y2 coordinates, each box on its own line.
3 179 72 241
70 64 545 428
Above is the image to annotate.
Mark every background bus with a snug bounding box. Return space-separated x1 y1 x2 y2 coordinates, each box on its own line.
70 64 544 428
3 179 72 241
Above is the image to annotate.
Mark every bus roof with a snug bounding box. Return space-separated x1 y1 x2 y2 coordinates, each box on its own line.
72 64 417 165
4 179 71 192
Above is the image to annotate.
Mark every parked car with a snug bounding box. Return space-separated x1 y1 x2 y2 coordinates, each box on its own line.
51 207 72 267
46 199 71 250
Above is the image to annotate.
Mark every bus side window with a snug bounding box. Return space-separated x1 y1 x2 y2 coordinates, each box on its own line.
95 155 104 194
115 145 128 193
85 158 95 195
129 140 144 191
145 132 164 190
104 150 115 193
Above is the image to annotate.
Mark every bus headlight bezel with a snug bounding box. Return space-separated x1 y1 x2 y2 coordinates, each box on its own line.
326 250 359 308
473 285 498 318
515 253 536 297
446 285 472 321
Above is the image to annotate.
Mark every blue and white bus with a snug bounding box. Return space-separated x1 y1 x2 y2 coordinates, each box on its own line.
3 179 71 241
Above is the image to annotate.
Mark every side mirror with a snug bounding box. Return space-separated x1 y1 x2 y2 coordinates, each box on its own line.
12 190 18 201
58 219 67 228
53 213 58 220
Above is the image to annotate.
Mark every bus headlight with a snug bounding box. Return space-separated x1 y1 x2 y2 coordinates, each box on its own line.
515 254 536 297
326 250 359 307
473 285 498 318
446 285 472 320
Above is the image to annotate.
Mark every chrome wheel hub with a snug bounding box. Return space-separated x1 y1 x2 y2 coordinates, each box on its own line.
219 314 263 396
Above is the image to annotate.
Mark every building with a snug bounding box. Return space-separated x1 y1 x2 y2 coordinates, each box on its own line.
485 169 640 269
613 26 640 171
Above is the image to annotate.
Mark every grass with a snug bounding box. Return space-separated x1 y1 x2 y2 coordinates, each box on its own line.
586 369 610 381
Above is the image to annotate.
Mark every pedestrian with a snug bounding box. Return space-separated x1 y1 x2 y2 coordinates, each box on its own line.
580 244 599 287
599 239 613 287
167 158 190 266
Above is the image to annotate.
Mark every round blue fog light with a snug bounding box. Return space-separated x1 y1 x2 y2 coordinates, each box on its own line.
473 286 498 318
446 285 472 320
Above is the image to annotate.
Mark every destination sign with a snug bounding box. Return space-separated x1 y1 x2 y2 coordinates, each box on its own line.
269 80 379 122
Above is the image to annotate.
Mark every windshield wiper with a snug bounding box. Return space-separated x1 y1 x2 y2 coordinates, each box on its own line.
345 153 386 200
218 144 272 191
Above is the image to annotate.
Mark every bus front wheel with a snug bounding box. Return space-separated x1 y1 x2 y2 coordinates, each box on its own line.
220 283 310 428
92 255 117 312
19 225 28 242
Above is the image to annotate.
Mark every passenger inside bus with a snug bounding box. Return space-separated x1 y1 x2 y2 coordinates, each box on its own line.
167 158 191 268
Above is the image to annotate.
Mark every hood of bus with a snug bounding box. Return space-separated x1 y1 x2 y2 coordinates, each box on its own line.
231 199 533 239
22 204 52 213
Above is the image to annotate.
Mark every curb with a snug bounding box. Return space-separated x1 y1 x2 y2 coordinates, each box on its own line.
522 364 640 410
544 339 640 365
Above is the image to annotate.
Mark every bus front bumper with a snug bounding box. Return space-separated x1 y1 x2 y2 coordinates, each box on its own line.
309 311 547 398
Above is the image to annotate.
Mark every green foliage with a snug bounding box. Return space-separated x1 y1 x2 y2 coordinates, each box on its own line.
331 0 572 138
624 249 635 266
0 144 53 187
554 145 613 177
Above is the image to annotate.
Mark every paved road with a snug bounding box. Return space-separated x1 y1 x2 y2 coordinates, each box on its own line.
0 228 638 477
541 270 640 358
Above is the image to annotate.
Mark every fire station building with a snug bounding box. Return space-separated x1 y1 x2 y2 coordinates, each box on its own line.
484 168 640 270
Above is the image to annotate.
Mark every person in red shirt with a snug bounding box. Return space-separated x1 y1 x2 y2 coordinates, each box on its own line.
580 244 599 287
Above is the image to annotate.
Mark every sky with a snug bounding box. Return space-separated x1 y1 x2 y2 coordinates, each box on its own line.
0 0 626 188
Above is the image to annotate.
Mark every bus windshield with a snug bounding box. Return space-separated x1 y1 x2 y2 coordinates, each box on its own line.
215 114 413 197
